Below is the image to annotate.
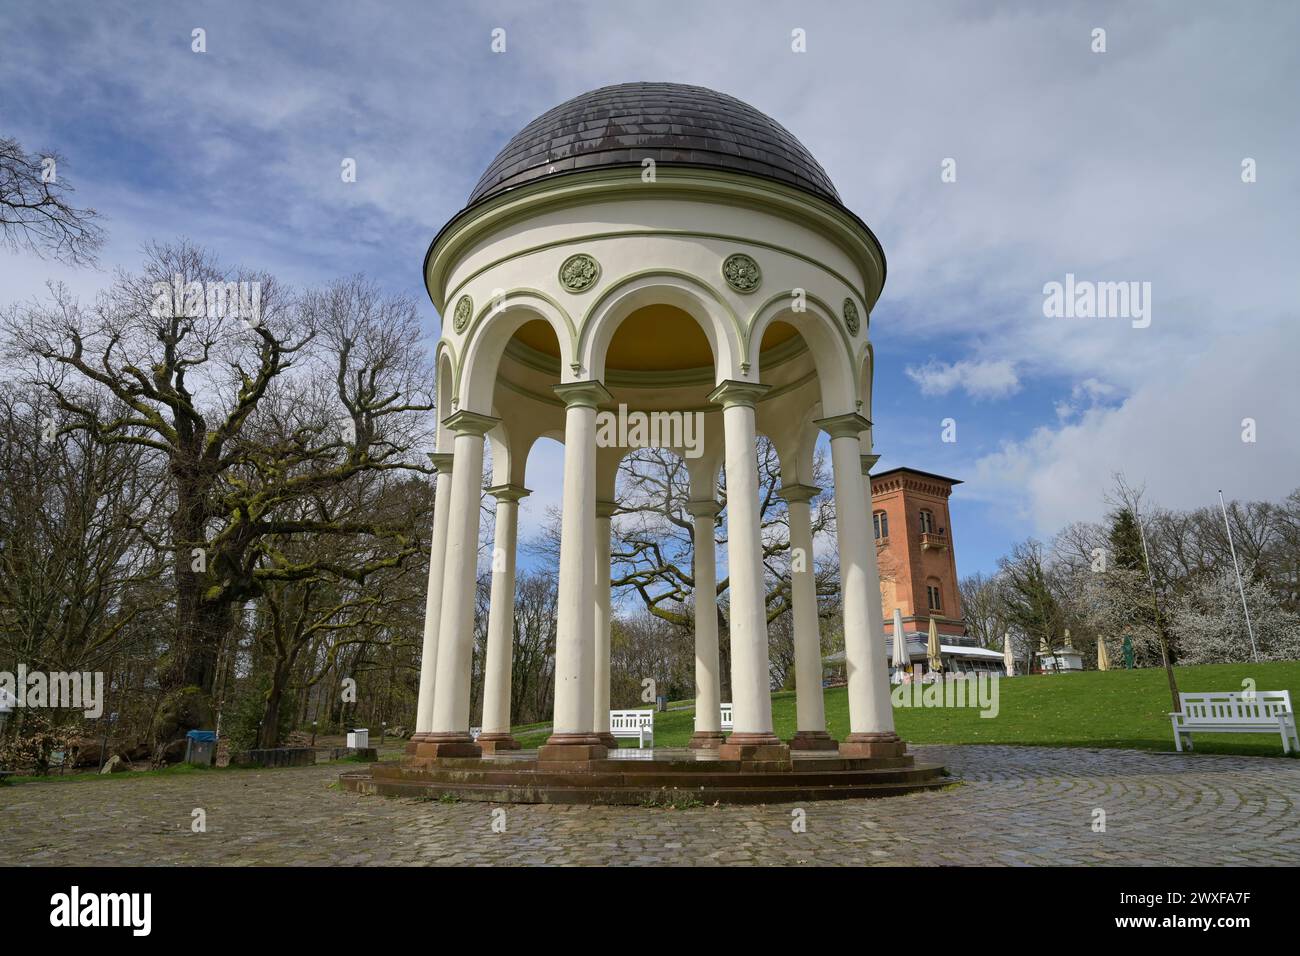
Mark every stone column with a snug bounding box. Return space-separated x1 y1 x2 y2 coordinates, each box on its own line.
779 484 837 751
686 499 725 749
541 381 612 762
477 483 530 753
411 452 453 744
818 413 903 758
708 380 787 762
421 409 498 758
593 500 618 750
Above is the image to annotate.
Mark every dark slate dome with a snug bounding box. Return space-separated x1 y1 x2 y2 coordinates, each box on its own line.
467 82 842 207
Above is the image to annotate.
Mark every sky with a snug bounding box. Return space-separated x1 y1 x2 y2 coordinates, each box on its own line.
2 0 1297 577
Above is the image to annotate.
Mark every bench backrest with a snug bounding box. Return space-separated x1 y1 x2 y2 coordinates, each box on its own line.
609 709 654 732
720 702 734 729
1179 691 1293 723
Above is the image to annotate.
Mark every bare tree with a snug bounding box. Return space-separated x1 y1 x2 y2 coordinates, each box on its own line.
0 137 105 266
3 243 434 735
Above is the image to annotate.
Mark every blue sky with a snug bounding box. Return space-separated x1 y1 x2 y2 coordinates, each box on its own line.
3 0 1298 577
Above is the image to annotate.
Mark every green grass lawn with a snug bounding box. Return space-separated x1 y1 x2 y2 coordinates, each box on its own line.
515 662 1300 757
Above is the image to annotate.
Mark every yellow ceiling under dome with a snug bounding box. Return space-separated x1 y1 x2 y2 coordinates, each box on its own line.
510 305 800 373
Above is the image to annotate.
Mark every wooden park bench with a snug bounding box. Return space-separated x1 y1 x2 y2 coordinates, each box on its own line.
609 709 654 748
1170 690 1298 754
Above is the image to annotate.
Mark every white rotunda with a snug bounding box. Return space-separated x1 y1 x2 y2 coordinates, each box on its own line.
406 82 907 772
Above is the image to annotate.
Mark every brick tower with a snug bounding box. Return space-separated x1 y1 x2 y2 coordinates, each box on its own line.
870 467 965 642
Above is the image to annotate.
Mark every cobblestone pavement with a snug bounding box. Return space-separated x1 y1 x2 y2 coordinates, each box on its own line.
3 746 1298 866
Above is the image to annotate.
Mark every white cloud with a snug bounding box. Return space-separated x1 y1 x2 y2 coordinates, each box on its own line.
905 358 1020 400
969 320 1300 534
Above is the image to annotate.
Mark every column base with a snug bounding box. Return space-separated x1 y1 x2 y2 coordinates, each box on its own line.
719 732 790 763
596 732 619 750
688 730 727 749
838 732 907 758
409 732 483 759
475 733 521 753
537 733 607 763
788 730 839 751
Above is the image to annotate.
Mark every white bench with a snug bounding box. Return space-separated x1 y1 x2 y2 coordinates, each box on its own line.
1170 691 1298 754
693 702 735 732
609 709 654 748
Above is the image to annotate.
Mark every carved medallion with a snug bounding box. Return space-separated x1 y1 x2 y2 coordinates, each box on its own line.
558 253 601 293
722 253 761 294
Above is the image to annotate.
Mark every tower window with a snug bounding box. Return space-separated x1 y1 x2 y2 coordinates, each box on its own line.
927 584 942 611
920 509 934 534
873 510 889 540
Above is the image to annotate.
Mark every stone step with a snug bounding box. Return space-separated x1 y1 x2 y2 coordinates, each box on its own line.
344 771 951 805
371 763 945 790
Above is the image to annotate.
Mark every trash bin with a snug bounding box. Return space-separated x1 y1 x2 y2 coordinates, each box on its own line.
346 728 369 748
185 730 217 767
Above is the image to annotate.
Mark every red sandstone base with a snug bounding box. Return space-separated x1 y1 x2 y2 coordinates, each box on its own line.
788 730 839 751
837 732 907 758
719 732 790 763
408 738 483 758
688 730 728 749
538 733 608 763
476 733 521 753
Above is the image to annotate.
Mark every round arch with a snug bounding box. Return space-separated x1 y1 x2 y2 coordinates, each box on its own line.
578 272 743 384
748 294 858 419
458 292 576 413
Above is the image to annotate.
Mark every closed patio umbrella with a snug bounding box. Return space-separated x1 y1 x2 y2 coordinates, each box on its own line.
892 607 908 672
1096 637 1111 671
927 616 944 674
1002 632 1015 676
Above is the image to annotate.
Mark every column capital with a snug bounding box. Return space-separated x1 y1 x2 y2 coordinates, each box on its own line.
595 499 618 519
860 453 881 476
427 451 454 473
776 483 821 504
814 412 871 440
553 379 612 409
686 498 722 518
486 483 531 503
442 408 500 437
707 379 771 409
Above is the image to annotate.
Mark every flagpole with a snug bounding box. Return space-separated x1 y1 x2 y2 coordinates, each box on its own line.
1218 490 1259 662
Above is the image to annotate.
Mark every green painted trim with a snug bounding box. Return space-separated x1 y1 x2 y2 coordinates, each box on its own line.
440 228 870 325
577 268 744 367
501 326 812 390
426 167 884 313
434 338 460 412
